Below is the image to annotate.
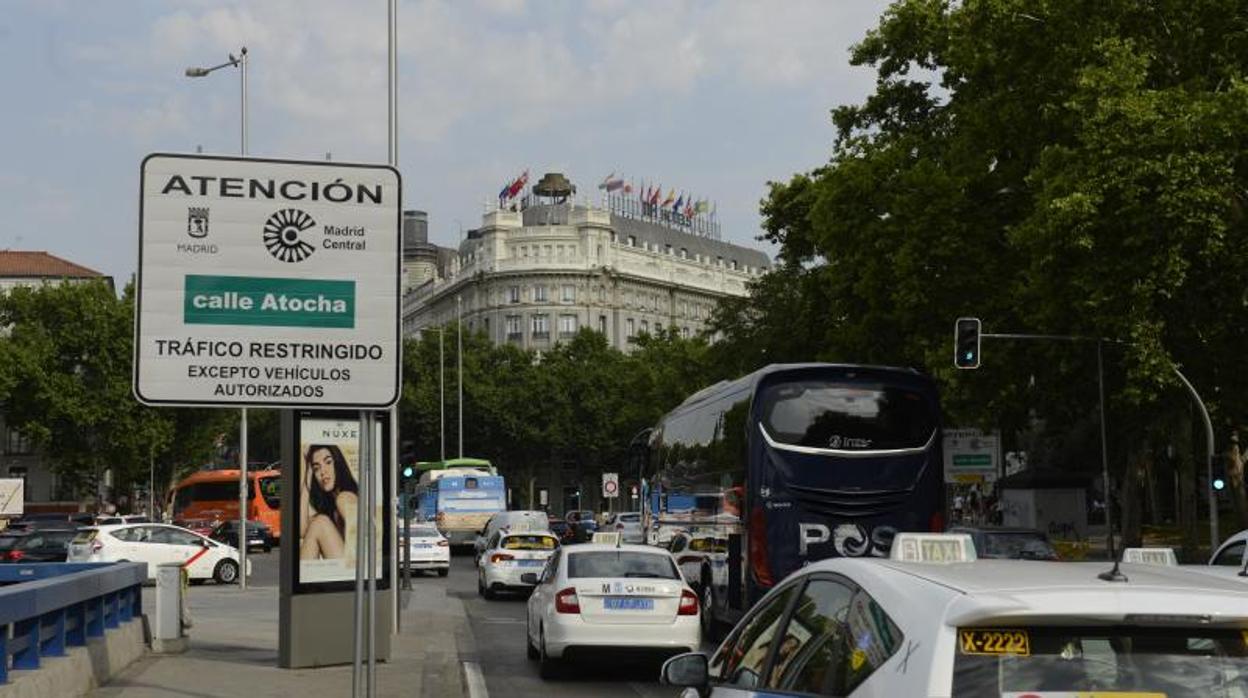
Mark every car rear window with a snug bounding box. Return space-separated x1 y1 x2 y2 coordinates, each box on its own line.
502 535 557 550
618 514 640 523
566 551 679 579
72 530 97 544
982 532 1058 560
952 625 1248 697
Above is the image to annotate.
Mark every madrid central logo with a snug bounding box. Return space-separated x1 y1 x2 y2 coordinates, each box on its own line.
263 208 316 263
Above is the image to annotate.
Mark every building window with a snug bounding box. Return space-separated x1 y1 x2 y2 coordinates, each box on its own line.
680 248 688 259
561 285 575 303
505 315 522 341
640 320 649 334
597 287 606 303
483 318 490 337
556 245 564 257
5 428 31 455
507 286 521 303
544 245 552 257
532 314 549 339
627 235 636 247
626 318 635 338
665 244 673 255
681 326 690 338
717 256 723 267
681 301 688 317
655 322 663 334
534 285 548 302
730 259 739 270
559 314 578 337
598 315 607 334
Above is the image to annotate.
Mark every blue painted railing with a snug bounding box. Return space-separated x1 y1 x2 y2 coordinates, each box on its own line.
0 562 145 684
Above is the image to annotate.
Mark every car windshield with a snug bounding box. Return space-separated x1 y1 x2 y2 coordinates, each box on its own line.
0 534 25 550
566 551 679 579
502 534 557 550
981 532 1058 560
406 525 439 537
952 625 1248 697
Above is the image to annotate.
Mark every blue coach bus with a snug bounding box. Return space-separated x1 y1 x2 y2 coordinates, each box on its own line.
414 459 506 547
643 363 944 634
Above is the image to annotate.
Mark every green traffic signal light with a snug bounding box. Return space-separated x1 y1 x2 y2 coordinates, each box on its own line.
402 465 414 478
954 317 981 369
1213 477 1226 491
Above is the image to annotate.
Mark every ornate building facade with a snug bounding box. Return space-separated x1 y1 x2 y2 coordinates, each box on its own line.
400 174 770 350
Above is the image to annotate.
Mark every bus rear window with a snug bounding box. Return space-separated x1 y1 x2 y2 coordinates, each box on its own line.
759 380 935 450
952 625 1248 697
258 477 281 509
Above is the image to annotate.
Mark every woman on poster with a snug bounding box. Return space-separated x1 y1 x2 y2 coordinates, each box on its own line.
300 443 360 560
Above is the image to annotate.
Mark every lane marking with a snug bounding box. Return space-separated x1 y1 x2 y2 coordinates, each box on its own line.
463 660 488 698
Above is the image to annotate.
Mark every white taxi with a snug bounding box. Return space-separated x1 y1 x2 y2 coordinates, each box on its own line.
477 530 559 598
525 543 701 678
401 522 450 576
662 533 1248 696
68 523 247 584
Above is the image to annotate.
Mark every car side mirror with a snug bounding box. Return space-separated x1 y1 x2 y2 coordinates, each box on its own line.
660 652 709 689
520 572 539 585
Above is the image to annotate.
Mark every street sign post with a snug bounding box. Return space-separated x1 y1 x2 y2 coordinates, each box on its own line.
134 154 402 409
602 472 619 499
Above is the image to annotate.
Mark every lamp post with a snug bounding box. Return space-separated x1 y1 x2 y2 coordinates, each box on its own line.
186 46 250 591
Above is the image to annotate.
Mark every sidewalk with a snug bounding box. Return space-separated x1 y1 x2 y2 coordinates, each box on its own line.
90 583 474 698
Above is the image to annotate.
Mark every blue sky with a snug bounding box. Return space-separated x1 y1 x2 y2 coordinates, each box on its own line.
0 0 892 283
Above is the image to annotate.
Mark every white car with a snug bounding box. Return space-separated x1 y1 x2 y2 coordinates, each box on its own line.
68 523 247 584
525 543 701 678
477 530 560 599
401 523 450 576
661 533 1248 696
607 512 645 544
474 510 550 562
1209 528 1247 568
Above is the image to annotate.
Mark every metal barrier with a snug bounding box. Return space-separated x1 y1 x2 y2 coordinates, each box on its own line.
0 562 145 684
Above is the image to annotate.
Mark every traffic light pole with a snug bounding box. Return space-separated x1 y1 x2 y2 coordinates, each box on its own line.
975 330 1219 554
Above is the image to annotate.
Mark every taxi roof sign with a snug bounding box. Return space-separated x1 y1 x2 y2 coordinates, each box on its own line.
591 532 622 545
1121 547 1178 566
890 533 977 564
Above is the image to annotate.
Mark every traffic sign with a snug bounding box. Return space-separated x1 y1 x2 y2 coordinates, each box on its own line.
602 472 619 498
942 428 1000 484
134 154 402 408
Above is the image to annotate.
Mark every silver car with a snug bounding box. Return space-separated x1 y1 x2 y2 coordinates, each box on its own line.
607 512 645 544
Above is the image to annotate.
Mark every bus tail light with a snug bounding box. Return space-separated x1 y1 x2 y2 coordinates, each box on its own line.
749 505 775 588
678 589 699 616
555 587 580 614
929 510 945 532
490 553 514 564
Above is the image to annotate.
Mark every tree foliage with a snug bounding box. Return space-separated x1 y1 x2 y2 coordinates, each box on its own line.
711 0 1248 541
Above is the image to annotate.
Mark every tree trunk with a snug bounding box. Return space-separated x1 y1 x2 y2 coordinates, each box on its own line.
1228 430 1248 532
1119 449 1145 549
1176 411 1200 562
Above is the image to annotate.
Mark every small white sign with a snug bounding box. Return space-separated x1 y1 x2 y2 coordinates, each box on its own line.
0 479 24 517
602 472 619 499
134 154 402 409
943 428 1000 484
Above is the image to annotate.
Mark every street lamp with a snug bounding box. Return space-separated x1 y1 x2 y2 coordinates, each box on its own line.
186 46 249 591
185 47 248 155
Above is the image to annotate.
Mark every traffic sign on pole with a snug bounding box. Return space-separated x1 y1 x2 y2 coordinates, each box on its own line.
602 472 619 499
134 154 402 409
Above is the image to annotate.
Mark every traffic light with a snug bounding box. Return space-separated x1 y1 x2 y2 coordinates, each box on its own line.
954 317 981 369
1212 461 1228 493
402 465 414 479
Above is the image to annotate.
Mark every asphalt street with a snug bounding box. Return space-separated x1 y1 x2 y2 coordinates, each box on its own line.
240 548 702 697
434 552 687 698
